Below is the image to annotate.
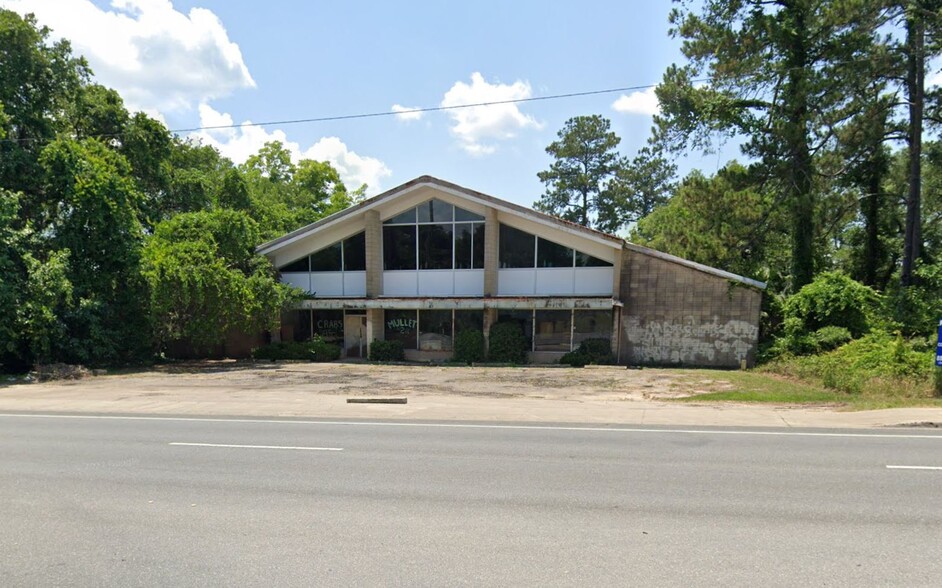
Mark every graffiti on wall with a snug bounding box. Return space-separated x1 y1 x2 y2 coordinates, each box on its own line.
623 316 758 365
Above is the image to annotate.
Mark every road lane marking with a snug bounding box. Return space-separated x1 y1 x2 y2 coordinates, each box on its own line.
886 465 942 471
3 412 942 439
169 442 342 451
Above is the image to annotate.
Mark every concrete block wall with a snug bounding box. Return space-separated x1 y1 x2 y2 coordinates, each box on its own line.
619 249 762 368
364 210 382 297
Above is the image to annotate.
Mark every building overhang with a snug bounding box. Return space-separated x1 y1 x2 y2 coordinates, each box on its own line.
295 297 622 311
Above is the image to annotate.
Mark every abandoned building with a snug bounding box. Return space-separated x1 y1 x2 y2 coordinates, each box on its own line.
257 176 765 367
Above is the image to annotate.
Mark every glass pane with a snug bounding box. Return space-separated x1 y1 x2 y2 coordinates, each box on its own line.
419 309 453 351
534 310 572 351
499 224 535 268
283 309 312 342
342 232 366 271
312 309 344 344
455 206 484 222
496 310 533 351
473 222 485 269
279 256 309 273
310 242 342 272
417 199 453 223
573 310 613 347
454 223 473 270
384 208 416 224
537 237 573 268
454 310 483 333
384 309 417 349
383 225 416 270
418 224 453 270
575 251 614 267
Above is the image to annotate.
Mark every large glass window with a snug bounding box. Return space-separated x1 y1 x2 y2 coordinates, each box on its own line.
279 257 309 273
417 199 453 223
419 224 453 270
312 309 344 344
383 225 416 270
383 200 486 271
384 309 418 349
499 224 535 268
419 310 453 351
497 310 533 351
573 309 613 347
310 242 342 272
454 309 483 333
537 237 573 268
575 251 613 267
534 310 572 351
472 223 485 269
342 232 366 271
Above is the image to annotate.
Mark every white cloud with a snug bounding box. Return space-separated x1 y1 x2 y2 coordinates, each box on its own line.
440 72 542 156
191 104 391 195
2 0 255 114
391 104 423 122
612 86 660 116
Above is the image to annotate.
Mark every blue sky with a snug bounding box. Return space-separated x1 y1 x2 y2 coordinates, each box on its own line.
3 0 731 206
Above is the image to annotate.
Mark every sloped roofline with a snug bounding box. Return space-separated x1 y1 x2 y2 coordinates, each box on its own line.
624 242 767 290
256 175 624 255
256 175 766 290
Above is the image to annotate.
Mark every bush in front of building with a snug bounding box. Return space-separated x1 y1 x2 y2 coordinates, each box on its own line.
369 339 405 362
453 329 485 364
252 337 340 362
487 322 529 364
560 338 615 367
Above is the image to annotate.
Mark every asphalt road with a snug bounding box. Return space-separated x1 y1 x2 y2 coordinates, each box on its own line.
1 414 941 587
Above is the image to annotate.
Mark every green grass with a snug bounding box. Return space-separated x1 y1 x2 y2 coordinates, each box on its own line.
671 369 942 410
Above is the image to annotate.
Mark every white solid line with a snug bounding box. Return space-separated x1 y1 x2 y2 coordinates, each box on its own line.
886 465 942 471
2 412 942 439
169 442 342 451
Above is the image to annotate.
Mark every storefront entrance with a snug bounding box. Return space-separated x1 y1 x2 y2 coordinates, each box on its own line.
344 314 367 358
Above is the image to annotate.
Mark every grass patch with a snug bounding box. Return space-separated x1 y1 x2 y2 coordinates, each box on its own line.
671 363 942 410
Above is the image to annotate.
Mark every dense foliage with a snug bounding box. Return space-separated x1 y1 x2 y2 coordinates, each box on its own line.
487 322 529 364
559 338 616 367
453 329 485 364
0 10 359 372
252 337 341 362
369 340 405 362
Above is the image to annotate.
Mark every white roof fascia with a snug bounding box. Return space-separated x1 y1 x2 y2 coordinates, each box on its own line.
624 242 767 290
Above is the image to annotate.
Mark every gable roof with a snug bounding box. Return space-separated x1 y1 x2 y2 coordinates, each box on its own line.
256 175 766 290
256 175 624 256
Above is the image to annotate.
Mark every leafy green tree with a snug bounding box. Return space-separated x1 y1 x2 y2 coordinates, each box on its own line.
535 115 623 229
0 10 88 197
599 145 676 233
656 0 883 291
0 190 24 364
142 209 299 352
634 163 788 287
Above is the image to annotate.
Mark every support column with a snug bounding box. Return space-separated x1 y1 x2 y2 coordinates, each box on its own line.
365 308 384 358
483 207 499 296
482 307 498 358
365 209 383 297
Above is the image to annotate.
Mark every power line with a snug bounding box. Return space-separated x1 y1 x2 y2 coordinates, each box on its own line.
167 82 665 134
1 81 671 145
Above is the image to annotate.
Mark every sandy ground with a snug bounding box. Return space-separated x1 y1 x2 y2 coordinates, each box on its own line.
2 361 941 428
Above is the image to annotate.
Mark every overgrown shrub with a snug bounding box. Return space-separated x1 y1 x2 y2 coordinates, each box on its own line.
560 338 616 367
811 326 853 352
487 321 528 364
763 331 935 397
453 329 485 364
253 336 340 362
369 339 404 362
784 272 878 337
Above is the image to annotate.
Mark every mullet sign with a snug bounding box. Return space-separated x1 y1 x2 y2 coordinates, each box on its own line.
937 319 942 367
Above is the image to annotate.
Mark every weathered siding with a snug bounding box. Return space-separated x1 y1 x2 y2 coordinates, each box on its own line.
619 249 762 368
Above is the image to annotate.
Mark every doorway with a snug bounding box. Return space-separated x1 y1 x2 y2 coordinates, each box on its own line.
344 314 367 358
